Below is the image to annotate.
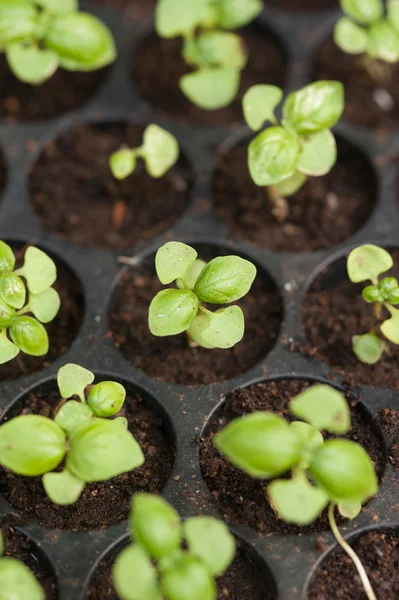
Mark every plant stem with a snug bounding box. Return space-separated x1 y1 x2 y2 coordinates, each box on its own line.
360 56 391 85
267 186 289 223
328 504 377 600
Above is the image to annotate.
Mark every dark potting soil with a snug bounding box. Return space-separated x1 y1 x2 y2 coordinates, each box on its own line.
0 56 107 123
199 379 385 534
314 37 399 130
301 251 399 389
108 253 283 386
212 138 377 252
29 122 192 250
268 0 338 9
95 0 156 20
132 27 287 125
0 523 58 599
307 530 399 599
0 386 174 530
378 409 399 470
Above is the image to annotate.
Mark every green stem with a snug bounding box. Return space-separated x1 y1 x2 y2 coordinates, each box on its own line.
371 301 382 334
328 504 377 600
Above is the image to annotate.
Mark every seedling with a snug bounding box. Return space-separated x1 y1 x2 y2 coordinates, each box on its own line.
113 493 235 600
0 0 116 85
155 0 263 109
242 81 344 221
0 363 144 505
0 531 44 600
148 241 257 349
347 244 399 364
215 384 378 600
0 241 60 364
109 124 179 181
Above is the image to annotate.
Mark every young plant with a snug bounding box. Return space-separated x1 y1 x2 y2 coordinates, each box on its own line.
242 81 344 221
109 124 179 181
155 0 263 110
0 241 60 364
148 241 257 349
347 244 399 364
0 531 44 600
0 0 116 85
215 384 379 600
113 493 236 600
0 363 144 505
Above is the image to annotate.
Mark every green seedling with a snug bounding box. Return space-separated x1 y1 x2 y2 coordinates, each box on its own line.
0 0 116 84
109 124 179 181
215 384 378 600
0 241 60 364
148 241 257 349
242 81 344 222
0 531 44 600
347 244 399 364
155 0 263 110
0 363 144 505
113 493 236 600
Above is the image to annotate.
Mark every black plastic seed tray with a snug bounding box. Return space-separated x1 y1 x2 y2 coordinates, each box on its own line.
0 1 398 599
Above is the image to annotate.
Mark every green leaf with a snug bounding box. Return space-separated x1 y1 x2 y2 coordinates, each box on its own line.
214 412 302 478
148 289 199 337
297 129 337 176
362 285 383 303
242 85 283 131
334 17 369 54
29 287 60 323
282 81 344 135
352 333 385 364
0 557 44 600
0 241 15 274
367 19 399 63
274 171 307 197
216 0 263 29
35 0 77 13
141 124 179 178
57 363 94 401
340 0 383 24
248 126 300 186
155 242 198 285
54 400 93 435
0 0 37 48
67 420 144 482
132 494 181 559
200 306 245 349
194 255 256 304
184 31 247 69
155 0 216 38
6 42 59 85
184 517 235 576
186 312 214 349
17 246 56 294
177 259 207 290
114 416 128 429
0 333 19 364
161 555 216 600
290 384 350 434
0 415 66 476
338 499 362 519
388 0 399 31
381 305 399 344
43 469 84 505
9 316 49 356
290 421 324 469
113 544 160 600
180 67 240 110
268 472 329 525
347 244 393 284
87 381 126 417
0 273 26 309
0 297 15 328
109 149 136 180
310 439 378 503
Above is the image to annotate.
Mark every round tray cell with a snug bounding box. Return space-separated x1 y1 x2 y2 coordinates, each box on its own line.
301 248 399 388
29 121 192 250
0 242 84 382
0 376 175 531
108 242 283 386
199 378 386 535
212 136 377 253
306 525 399 599
95 0 156 21
268 0 338 10
131 24 287 126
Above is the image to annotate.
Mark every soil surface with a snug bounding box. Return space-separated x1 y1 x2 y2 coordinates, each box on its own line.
199 379 385 534
0 384 174 530
132 26 287 125
378 408 399 470
308 530 399 599
213 138 376 252
268 0 338 9
96 0 156 20
301 251 399 388
29 122 192 249
108 250 283 385
314 37 399 130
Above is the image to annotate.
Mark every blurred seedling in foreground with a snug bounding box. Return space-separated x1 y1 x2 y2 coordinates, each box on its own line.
0 531 44 600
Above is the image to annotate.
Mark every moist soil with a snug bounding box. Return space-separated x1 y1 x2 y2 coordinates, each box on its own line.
199 379 385 534
108 253 283 386
307 530 399 599
0 385 174 531
132 26 287 126
378 408 399 470
96 0 156 20
268 0 338 9
29 122 192 250
0 523 58 599
314 37 399 130
212 138 377 253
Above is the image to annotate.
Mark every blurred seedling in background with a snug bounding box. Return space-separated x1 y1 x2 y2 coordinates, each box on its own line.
0 531 44 600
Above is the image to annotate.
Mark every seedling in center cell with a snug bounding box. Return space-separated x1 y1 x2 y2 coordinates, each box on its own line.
215 384 378 600
0 531 44 600
155 0 263 110
113 492 236 600
148 241 257 349
347 244 399 364
242 81 344 222
0 363 144 505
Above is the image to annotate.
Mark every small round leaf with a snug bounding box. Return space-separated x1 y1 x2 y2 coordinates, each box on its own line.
0 241 15 274
290 384 350 434
184 517 235 576
248 126 300 186
367 19 399 63
155 242 198 285
340 0 383 24
0 557 44 600
142 124 179 178
87 381 126 417
201 306 245 349
148 289 199 336
381 305 399 344
109 149 136 180
29 287 60 323
184 31 247 70
352 333 385 364
282 81 344 134
54 400 93 435
162 555 216 600
9 316 49 356
0 297 15 328
186 312 214 349
57 363 94 401
347 244 393 283
268 472 329 525
113 544 160 600
274 171 307 197
290 421 324 469
338 499 362 520
155 0 216 38
0 0 37 48
43 469 84 505
334 17 368 54
297 129 337 176
216 0 263 29
177 259 207 290
0 334 19 364
6 43 59 85
180 67 240 110
0 273 26 309
194 255 256 304
18 246 56 294
132 493 181 559
242 84 283 131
